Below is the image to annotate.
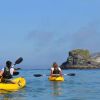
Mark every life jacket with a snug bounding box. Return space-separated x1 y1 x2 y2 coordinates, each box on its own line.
2 67 12 79
53 68 60 74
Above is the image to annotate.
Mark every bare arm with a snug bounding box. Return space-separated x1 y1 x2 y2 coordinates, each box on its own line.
13 69 16 72
50 70 53 76
60 70 62 76
59 68 62 76
0 70 3 77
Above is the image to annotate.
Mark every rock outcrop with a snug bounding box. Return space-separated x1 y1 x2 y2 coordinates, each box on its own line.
60 49 100 69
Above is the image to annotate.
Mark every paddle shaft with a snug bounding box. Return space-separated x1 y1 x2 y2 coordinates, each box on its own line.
33 73 75 77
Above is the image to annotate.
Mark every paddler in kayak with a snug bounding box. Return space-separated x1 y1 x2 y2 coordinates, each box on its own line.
0 61 16 83
50 62 62 77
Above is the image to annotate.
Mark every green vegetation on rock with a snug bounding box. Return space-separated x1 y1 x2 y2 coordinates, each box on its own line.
67 49 90 65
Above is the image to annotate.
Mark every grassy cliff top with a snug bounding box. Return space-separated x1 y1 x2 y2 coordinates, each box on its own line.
69 49 90 59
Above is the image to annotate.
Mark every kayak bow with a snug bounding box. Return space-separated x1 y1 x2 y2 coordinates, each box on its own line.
0 77 26 91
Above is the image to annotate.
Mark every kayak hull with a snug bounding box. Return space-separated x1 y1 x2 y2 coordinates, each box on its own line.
0 77 26 91
48 76 64 81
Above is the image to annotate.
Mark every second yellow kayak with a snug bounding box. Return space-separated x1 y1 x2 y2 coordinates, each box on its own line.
48 76 64 81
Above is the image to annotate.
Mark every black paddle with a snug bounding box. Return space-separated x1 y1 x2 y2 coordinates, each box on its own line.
13 72 19 76
33 73 75 77
67 73 75 76
14 57 23 65
12 57 23 76
34 74 44 77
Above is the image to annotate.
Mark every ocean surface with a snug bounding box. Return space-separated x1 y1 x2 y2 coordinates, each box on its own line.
0 69 100 100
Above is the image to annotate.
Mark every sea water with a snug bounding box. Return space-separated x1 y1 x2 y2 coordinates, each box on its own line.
0 69 100 100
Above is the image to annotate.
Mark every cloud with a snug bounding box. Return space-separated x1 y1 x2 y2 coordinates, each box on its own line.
25 30 72 65
25 21 100 67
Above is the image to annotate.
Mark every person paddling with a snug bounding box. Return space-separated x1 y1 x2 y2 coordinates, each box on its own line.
0 61 16 83
50 62 62 77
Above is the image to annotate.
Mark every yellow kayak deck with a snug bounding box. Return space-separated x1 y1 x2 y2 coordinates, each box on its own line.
48 76 64 81
0 77 26 91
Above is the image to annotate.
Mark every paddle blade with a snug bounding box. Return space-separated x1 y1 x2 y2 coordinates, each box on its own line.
15 57 23 65
13 72 19 76
33 74 43 77
67 73 75 76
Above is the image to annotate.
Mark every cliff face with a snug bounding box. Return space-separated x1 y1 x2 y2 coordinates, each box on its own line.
60 49 100 69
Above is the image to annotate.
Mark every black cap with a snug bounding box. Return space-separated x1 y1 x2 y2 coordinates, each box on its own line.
6 61 12 68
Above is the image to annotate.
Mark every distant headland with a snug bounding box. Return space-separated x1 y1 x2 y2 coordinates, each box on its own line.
60 49 100 69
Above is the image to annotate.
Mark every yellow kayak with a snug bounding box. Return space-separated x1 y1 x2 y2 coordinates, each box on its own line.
48 76 64 81
0 77 26 91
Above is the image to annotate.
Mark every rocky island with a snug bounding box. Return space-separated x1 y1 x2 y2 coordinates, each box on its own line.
60 49 100 69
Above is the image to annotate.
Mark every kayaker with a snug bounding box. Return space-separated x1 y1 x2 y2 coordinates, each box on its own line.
50 62 62 77
0 60 16 83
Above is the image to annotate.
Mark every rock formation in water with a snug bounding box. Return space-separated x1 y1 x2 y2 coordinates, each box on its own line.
60 49 100 69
